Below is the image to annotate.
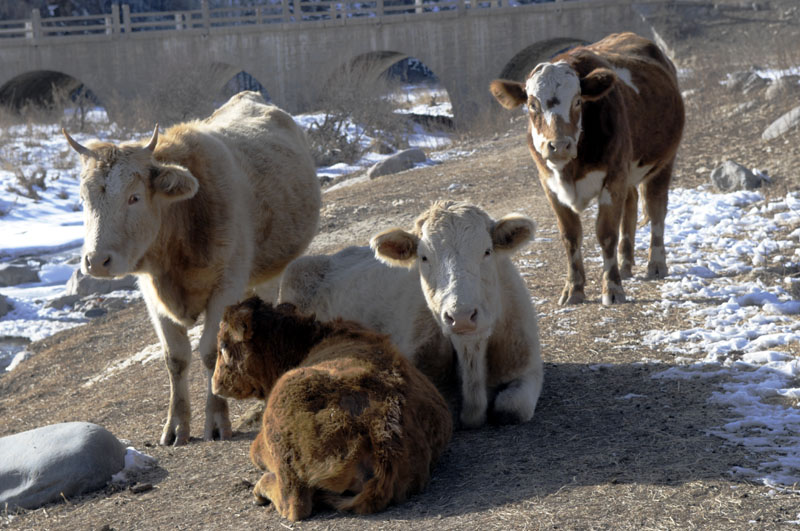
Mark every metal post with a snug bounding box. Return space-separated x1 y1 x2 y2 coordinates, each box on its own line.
29 8 41 41
111 4 120 36
293 0 301 22
201 0 210 30
282 0 290 23
377 0 384 17
122 4 131 34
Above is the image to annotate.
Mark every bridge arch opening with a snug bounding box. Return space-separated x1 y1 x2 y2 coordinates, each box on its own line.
0 70 103 130
304 51 452 168
498 38 588 82
219 71 271 105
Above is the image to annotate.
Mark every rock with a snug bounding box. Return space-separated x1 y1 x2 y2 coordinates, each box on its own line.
0 264 40 287
710 160 765 192
65 268 138 297
724 68 766 94
367 148 427 180
765 77 800 101
0 422 127 510
762 105 800 141
0 293 12 318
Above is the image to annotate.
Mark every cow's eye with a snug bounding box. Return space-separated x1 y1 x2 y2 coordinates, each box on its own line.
528 99 541 113
128 194 139 205
484 248 492 257
421 255 428 262
573 98 581 109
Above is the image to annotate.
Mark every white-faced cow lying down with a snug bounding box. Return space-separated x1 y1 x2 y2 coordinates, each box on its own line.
279 201 543 429
211 297 453 521
490 32 684 306
64 91 321 446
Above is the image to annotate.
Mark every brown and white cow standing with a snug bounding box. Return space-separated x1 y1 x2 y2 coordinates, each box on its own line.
279 201 543 429
64 92 321 445
490 32 684 305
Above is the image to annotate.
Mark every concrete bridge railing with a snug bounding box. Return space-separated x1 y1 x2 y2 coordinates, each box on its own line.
0 0 695 124
0 0 570 44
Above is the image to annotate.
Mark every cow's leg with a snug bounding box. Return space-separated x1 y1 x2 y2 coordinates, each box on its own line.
597 186 626 305
492 358 543 425
254 468 313 521
150 311 192 446
198 281 251 441
642 162 672 279
618 186 639 279
451 336 489 428
548 195 585 305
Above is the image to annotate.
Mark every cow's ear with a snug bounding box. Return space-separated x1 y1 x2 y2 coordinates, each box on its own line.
228 305 254 343
492 214 536 253
151 163 199 202
371 228 419 267
490 79 527 109
580 68 617 101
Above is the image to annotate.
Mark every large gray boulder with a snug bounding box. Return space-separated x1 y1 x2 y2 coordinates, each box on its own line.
710 160 766 192
762 105 800 141
65 268 138 297
0 422 127 510
0 264 39 287
367 148 427 180
0 293 11 318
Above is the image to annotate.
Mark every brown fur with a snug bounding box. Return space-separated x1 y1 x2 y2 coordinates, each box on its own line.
490 32 684 306
212 297 453 522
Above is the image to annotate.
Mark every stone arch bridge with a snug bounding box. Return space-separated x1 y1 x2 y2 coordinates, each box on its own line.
0 0 690 124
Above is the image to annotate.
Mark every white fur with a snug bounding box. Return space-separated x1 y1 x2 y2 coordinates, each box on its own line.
526 61 580 126
613 67 639 94
546 169 606 214
279 203 544 429
628 161 655 187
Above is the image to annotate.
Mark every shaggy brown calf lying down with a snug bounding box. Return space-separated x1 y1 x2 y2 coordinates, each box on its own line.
212 297 453 521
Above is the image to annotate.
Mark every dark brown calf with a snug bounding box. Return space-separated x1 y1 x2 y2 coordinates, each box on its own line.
212 297 452 521
490 32 684 305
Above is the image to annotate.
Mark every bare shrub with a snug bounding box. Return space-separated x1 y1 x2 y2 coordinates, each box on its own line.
6 167 47 200
306 60 411 167
106 62 235 132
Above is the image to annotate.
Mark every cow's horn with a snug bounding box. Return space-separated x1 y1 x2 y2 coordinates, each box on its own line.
62 128 97 159
145 124 159 151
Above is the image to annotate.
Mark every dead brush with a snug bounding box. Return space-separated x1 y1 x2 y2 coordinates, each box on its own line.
6 167 47 200
306 59 411 167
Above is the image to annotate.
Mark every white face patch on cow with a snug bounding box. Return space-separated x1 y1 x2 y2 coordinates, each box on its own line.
546 169 606 214
526 62 581 126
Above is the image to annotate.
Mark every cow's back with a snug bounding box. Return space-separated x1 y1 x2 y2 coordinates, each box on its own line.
578 32 684 165
280 246 445 366
204 91 321 285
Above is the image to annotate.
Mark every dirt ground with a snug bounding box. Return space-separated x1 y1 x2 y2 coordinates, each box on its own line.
2 1 800 529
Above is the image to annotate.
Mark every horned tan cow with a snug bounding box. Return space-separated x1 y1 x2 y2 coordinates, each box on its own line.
279 201 543 429
490 32 684 305
212 297 452 521
64 92 321 446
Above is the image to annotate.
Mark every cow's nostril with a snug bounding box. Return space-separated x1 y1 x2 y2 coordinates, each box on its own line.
102 255 112 267
470 309 478 323
444 312 454 326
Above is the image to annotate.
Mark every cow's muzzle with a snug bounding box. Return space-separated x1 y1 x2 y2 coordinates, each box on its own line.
83 251 115 278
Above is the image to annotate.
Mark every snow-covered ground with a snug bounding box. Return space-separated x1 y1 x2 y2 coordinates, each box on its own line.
1 96 799 490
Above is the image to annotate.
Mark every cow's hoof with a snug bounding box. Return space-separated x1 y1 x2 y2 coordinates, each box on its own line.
253 492 271 507
558 287 585 305
646 260 668 279
160 427 190 447
601 288 627 306
204 416 233 442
